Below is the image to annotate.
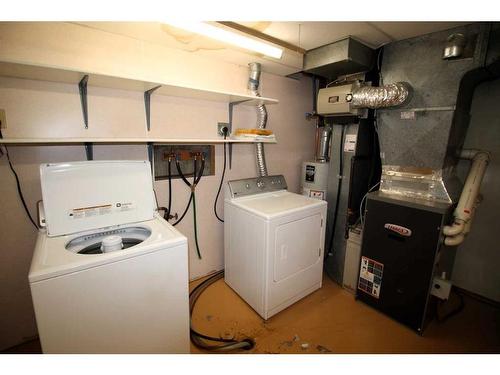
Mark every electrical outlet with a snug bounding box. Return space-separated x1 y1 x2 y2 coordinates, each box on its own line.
217 122 229 137
0 109 6 129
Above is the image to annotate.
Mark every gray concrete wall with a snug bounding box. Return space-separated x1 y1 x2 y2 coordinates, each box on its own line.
452 78 500 302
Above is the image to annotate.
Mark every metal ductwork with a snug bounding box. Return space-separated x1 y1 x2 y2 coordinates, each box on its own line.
376 23 499 203
303 37 374 80
248 62 268 177
351 82 412 109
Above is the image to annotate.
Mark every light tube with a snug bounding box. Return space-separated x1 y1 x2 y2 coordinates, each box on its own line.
165 21 283 59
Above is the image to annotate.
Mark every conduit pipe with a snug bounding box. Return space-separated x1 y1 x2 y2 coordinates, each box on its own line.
248 62 268 177
443 150 490 246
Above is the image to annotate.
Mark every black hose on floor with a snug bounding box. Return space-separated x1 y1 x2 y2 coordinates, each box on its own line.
189 270 255 352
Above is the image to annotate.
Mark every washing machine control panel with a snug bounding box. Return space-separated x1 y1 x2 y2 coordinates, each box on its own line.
228 175 287 198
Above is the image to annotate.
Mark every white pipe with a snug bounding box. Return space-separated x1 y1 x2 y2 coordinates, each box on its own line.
444 233 465 246
459 149 483 160
443 220 465 236
443 150 490 245
462 198 479 235
454 151 489 223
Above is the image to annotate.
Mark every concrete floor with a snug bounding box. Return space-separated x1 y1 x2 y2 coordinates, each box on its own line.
190 275 500 354
3 275 499 354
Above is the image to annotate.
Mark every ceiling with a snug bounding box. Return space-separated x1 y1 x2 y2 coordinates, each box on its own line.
75 21 468 77
238 21 467 50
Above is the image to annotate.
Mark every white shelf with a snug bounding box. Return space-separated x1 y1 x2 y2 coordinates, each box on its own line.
0 137 277 145
0 61 279 106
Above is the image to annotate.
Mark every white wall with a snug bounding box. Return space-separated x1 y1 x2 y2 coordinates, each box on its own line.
0 21 317 350
452 78 500 302
0 73 315 350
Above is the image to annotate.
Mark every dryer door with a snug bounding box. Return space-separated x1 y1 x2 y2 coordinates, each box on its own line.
266 207 325 317
274 214 322 282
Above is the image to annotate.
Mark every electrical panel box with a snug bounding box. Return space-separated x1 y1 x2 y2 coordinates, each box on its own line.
317 82 364 117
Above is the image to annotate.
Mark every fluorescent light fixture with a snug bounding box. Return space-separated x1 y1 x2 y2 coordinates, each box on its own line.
164 21 283 59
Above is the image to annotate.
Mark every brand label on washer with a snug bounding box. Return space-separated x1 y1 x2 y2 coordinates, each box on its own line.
69 202 135 219
358 256 383 299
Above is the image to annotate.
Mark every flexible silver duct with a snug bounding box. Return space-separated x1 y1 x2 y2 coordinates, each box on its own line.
351 82 411 109
248 62 268 177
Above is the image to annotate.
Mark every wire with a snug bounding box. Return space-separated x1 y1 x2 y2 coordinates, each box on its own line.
164 159 172 220
0 141 38 230
377 47 384 86
189 270 254 352
359 181 381 228
213 132 227 223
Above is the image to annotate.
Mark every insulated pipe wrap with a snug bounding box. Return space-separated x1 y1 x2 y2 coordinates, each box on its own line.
248 62 268 176
351 82 411 109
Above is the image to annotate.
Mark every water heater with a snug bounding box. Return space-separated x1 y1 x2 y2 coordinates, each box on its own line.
301 161 329 200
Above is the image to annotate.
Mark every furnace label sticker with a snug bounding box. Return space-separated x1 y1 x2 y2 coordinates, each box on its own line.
358 256 383 299
305 165 316 182
344 134 357 152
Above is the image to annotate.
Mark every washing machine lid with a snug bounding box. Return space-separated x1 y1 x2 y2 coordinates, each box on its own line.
40 160 155 237
231 190 327 219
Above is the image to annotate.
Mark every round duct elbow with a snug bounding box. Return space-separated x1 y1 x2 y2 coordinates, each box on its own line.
351 82 412 109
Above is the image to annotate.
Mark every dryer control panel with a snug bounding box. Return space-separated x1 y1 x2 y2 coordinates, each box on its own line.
227 175 287 198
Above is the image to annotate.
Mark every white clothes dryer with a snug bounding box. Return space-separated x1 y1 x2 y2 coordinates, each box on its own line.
224 175 327 320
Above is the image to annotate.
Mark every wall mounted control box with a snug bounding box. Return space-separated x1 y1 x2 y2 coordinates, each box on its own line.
317 82 366 117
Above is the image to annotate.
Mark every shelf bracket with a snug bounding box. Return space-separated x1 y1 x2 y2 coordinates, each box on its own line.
228 100 251 169
79 75 89 129
144 86 161 132
84 142 93 161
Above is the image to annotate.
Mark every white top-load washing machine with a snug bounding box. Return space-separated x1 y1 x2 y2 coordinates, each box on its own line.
224 175 327 320
29 160 189 353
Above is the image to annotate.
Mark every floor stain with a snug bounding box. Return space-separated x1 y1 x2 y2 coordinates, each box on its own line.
316 345 333 353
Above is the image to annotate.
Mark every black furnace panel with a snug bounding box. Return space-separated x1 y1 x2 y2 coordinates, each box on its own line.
357 192 451 333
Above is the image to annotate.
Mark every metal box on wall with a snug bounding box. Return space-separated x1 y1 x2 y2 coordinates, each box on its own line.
317 83 365 117
356 192 453 333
